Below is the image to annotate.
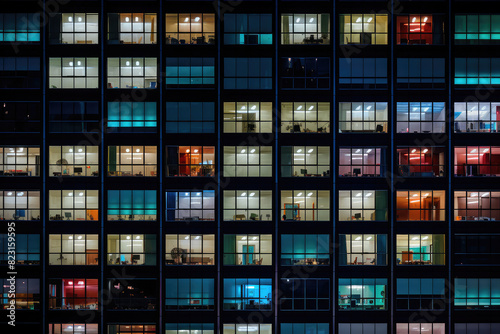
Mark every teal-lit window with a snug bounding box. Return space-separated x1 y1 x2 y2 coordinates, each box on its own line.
0 234 40 265
397 58 445 88
338 278 388 310
281 278 330 310
165 190 215 221
281 234 330 265
224 14 272 45
455 58 500 85
165 324 214 334
165 278 214 310
166 57 215 88
224 58 272 89
281 14 330 45
339 234 387 266
0 13 40 42
396 278 445 310
339 58 387 89
454 278 500 309
107 102 156 130
281 324 329 334
166 102 215 133
223 278 272 310
223 234 272 265
107 190 157 221
455 15 500 44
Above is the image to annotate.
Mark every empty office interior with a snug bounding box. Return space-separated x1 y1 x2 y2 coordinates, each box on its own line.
1 0 500 333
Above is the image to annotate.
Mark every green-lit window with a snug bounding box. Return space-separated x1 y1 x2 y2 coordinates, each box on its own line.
455 15 500 44
0 13 40 42
338 278 388 310
338 190 388 221
455 58 500 85
454 278 500 309
107 102 157 130
281 234 330 265
396 234 446 265
107 190 157 221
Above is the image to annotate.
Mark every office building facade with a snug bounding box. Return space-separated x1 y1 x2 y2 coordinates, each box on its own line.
1 0 500 333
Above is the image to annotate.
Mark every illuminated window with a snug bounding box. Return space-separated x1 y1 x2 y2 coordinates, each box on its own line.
49 13 98 44
166 146 215 177
281 102 330 133
281 146 330 177
454 191 500 222
281 14 330 45
48 146 98 176
280 190 330 221
396 324 445 334
396 102 446 133
455 15 500 45
107 102 157 131
397 147 445 177
49 57 98 89
48 190 98 221
223 102 272 133
48 279 98 310
107 146 157 177
339 234 387 266
340 14 388 45
107 234 156 266
338 278 388 310
223 234 272 265
107 190 157 221
454 102 500 133
165 234 215 265
107 58 157 89
0 146 40 176
339 147 385 177
281 234 330 265
0 190 40 221
454 146 500 176
223 146 272 177
48 234 98 265
223 278 272 310
338 190 388 221
165 13 215 45
339 102 388 133
0 279 39 310
108 13 157 44
165 190 215 221
396 234 445 265
0 13 40 42
396 15 444 45
396 190 445 221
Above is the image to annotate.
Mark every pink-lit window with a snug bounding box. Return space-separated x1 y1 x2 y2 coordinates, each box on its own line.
454 146 500 177
397 15 433 45
49 279 98 310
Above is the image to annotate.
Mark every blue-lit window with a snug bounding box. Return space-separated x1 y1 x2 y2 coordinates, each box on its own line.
0 57 40 89
455 323 500 334
455 278 500 309
281 234 330 265
455 15 500 45
338 278 388 310
397 58 445 88
455 234 500 266
0 13 40 42
49 101 99 133
0 102 41 133
223 278 272 310
165 324 214 334
224 58 272 89
281 278 330 310
281 57 329 89
396 278 445 310
166 58 215 88
455 58 500 85
224 14 272 45
1 278 40 310
165 278 214 310
339 58 387 89
107 190 157 221
281 324 329 334
0 234 40 265
108 102 156 131
454 102 500 133
166 190 215 221
338 323 387 334
166 102 215 133
396 102 446 133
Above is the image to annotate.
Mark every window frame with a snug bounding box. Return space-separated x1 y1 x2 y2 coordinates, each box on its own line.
48 234 98 265
165 234 215 265
49 57 99 89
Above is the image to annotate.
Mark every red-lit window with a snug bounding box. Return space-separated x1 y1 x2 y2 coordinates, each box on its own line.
397 15 433 45
49 279 98 310
397 147 446 177
166 146 215 177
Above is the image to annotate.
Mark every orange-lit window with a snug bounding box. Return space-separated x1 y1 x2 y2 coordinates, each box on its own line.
396 190 445 221
166 146 215 177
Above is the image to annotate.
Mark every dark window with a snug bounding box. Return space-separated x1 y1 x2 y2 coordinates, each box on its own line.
281 278 330 311
0 102 41 133
396 278 445 310
397 58 445 88
224 58 272 89
0 57 40 89
224 14 272 45
339 58 387 89
280 57 329 89
108 279 157 310
49 102 99 133
166 102 215 133
455 234 500 265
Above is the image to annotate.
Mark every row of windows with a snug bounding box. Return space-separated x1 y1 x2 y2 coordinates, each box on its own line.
3 145 500 179
9 12 500 46
3 189 500 223
8 276 497 311
11 56 499 90
1 233 448 267
3 100 500 134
